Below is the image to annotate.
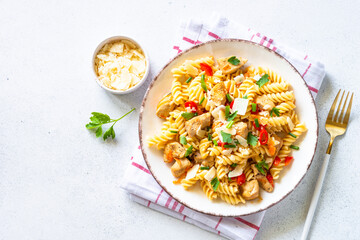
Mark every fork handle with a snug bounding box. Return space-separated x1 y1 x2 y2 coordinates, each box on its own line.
301 154 331 240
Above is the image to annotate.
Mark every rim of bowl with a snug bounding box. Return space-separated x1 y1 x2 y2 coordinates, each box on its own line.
138 38 319 217
92 35 150 95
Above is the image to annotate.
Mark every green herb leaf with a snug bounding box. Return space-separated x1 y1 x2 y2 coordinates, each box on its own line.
254 118 260 128
256 74 270 88
251 103 257 112
208 133 212 141
90 112 111 124
226 120 234 129
289 132 297 138
185 77 193 83
95 126 102 137
180 135 187 145
231 163 238 168
86 108 135 141
211 177 220 191
200 166 210 170
255 162 266 175
224 144 236 148
234 139 240 145
225 105 230 119
227 56 240 66
226 94 232 102
170 130 178 133
290 145 299 150
181 112 196 120
247 132 258 146
185 146 193 157
270 107 280 117
227 111 238 122
221 131 232 143
103 125 115 140
201 74 207 91
213 140 218 146
199 97 205 105
243 95 248 99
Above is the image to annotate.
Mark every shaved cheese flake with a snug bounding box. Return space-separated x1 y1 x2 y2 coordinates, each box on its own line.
211 105 225 120
96 40 146 91
234 74 244 83
235 135 248 147
232 98 249 116
263 104 272 111
204 167 216 181
253 74 261 81
228 165 243 178
185 164 200 180
287 117 295 131
196 126 206 138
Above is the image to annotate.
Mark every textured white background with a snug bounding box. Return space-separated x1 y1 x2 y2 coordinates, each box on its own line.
0 1 359 239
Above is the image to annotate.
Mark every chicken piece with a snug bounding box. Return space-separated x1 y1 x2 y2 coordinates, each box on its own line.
185 112 212 138
255 95 275 111
156 94 175 119
272 134 284 157
193 152 215 167
164 142 186 162
251 164 273 193
217 56 248 75
233 122 248 139
240 179 259 200
209 82 227 106
171 158 192 178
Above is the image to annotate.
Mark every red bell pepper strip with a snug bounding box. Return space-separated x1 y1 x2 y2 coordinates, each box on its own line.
284 156 293 166
259 126 268 145
200 63 213 76
273 156 281 166
236 173 246 186
266 173 274 187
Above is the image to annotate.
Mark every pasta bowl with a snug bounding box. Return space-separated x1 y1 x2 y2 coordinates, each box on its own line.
139 39 318 216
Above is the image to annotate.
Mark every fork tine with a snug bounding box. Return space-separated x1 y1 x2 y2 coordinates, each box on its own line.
338 92 349 123
343 92 354 125
334 90 345 122
327 89 341 122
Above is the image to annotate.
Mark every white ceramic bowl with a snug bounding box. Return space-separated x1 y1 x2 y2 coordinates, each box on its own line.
139 39 318 216
92 36 150 94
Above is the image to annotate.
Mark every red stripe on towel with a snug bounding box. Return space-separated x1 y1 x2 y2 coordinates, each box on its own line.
165 197 173 208
208 31 220 39
302 63 312 78
172 201 178 210
235 217 260 230
183 36 196 44
179 205 185 213
131 162 151 174
259 36 267 45
155 189 163 204
266 39 273 48
215 217 223 230
308 85 319 93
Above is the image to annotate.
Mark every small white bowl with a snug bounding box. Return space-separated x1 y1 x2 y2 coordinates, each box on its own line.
92 36 150 95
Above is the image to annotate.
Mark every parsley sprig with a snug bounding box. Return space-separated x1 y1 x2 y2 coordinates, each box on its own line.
256 74 270 88
227 56 240 66
86 108 135 140
255 159 269 175
211 177 220 191
270 107 280 117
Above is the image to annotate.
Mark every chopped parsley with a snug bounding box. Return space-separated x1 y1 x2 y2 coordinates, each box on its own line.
201 74 207 91
251 103 257 112
200 166 210 170
247 132 258 146
180 135 187 145
270 107 280 117
211 177 220 191
254 118 260 128
290 145 299 150
170 130 178 133
185 77 193 83
224 144 236 148
231 163 238 168
256 74 270 88
226 120 234 129
199 97 205 105
255 160 269 175
227 56 240 66
243 95 248 99
221 131 232 143
208 133 212 141
184 146 193 157
181 112 197 120
226 94 232 102
213 140 218 146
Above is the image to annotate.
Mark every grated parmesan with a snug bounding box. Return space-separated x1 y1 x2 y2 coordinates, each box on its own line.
95 40 146 91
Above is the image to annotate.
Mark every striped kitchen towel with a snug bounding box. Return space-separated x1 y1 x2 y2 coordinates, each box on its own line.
120 15 325 240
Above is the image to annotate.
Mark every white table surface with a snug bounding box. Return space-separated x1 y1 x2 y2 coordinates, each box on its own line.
1 1 359 239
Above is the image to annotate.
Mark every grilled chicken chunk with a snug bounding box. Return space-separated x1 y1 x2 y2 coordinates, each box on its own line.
193 151 215 167
233 122 248 139
185 112 212 138
209 82 227 106
217 56 247 75
171 158 192 178
164 142 186 162
255 95 275 111
240 179 259 200
156 94 175 119
251 164 274 193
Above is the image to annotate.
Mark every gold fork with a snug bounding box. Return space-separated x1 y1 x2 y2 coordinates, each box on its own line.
301 90 354 240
